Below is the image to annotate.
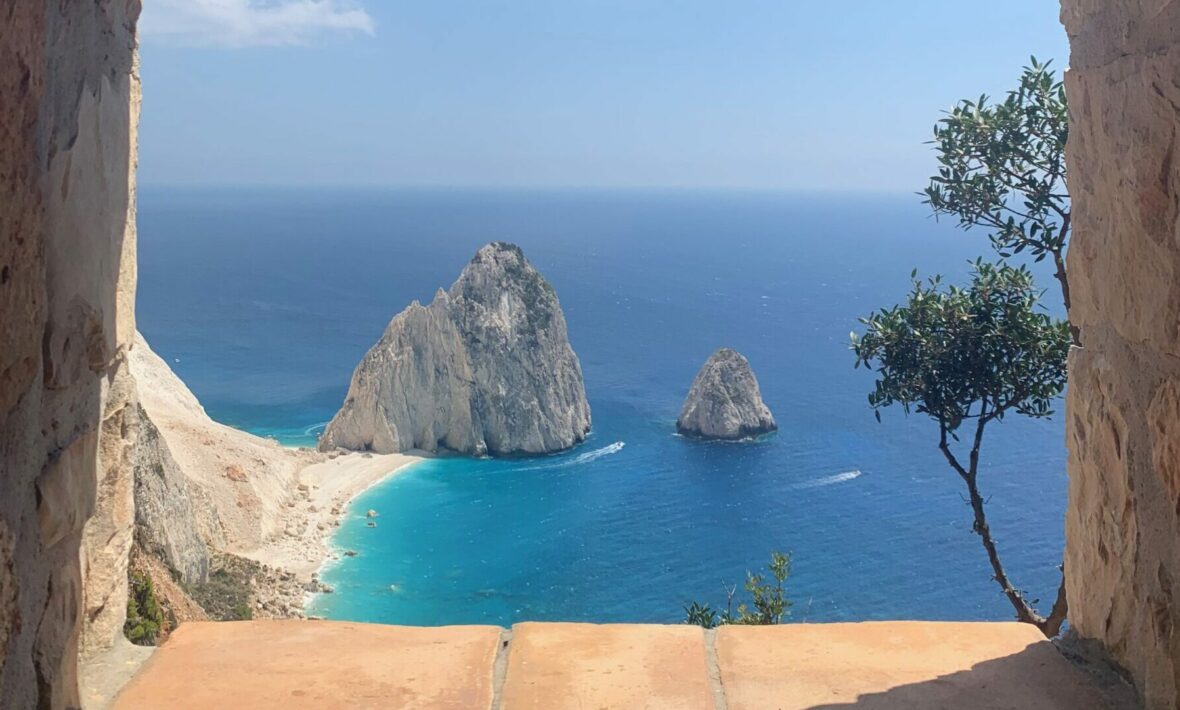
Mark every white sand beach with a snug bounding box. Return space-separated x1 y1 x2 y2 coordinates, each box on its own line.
130 334 424 608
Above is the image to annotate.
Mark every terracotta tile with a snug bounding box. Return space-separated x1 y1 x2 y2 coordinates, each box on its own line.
500 623 713 710
715 621 1112 710
112 620 501 709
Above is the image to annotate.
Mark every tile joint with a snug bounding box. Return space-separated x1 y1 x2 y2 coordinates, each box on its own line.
705 628 729 710
490 627 513 710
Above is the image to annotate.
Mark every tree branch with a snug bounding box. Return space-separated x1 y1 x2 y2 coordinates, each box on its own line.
939 422 972 482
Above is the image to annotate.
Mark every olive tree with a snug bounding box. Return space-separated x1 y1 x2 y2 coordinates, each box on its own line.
923 58 1074 340
851 262 1071 636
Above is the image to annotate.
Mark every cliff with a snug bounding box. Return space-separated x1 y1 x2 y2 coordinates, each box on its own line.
2 2 142 706
320 242 591 456
128 334 315 554
677 349 777 440
130 402 211 586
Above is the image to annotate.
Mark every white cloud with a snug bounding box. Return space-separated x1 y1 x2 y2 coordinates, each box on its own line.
141 0 375 48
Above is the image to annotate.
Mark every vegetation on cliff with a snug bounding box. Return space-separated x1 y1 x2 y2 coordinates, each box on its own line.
924 58 1073 337
852 263 1070 634
853 59 1072 638
124 572 165 646
684 551 792 628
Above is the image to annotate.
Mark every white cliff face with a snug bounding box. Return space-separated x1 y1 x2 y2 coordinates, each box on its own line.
130 402 211 587
676 349 777 440
2 3 142 705
321 242 591 456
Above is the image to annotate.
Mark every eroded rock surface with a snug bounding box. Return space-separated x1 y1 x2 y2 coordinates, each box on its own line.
132 402 211 587
1062 1 1180 706
676 348 776 440
1 2 142 706
321 242 591 456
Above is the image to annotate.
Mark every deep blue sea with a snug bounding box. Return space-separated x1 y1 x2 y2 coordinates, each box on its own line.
137 187 1068 626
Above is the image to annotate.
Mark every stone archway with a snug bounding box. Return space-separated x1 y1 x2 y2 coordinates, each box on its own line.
2 1 1180 707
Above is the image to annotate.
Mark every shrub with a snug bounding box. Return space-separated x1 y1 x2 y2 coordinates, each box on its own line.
684 551 792 628
124 572 164 645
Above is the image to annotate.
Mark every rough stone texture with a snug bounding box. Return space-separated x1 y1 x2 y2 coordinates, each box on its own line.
714 621 1122 709
676 348 777 440
501 623 713 709
321 242 591 456
80 363 139 660
112 621 501 709
131 402 211 587
0 2 141 707
1061 2 1180 707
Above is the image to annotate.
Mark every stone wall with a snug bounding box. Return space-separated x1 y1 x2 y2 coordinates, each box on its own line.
1061 1 1180 707
0 3 141 708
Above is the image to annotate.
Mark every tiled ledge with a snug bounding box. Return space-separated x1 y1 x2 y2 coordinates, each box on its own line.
109 620 1117 709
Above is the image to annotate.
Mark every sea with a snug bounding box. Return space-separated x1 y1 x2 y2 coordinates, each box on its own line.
136 187 1068 626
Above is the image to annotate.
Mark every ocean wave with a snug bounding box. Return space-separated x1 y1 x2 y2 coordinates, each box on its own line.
516 441 626 471
793 469 862 489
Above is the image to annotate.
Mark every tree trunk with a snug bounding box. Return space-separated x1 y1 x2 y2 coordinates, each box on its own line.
1052 248 1080 345
940 420 1067 637
1041 567 1069 637
964 475 1044 624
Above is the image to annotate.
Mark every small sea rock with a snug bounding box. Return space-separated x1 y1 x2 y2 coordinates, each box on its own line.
676 348 777 440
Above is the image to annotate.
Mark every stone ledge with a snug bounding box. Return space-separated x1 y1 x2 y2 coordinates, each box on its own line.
111 620 501 709
106 620 1121 709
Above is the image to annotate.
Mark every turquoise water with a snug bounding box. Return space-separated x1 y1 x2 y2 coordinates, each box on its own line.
137 188 1068 626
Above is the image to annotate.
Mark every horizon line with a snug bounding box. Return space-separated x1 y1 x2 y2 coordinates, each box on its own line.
137 182 921 195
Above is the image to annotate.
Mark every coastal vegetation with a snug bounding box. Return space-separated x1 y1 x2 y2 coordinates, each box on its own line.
186 554 262 622
684 552 792 628
853 59 1072 636
923 58 1073 335
852 264 1070 635
124 572 166 646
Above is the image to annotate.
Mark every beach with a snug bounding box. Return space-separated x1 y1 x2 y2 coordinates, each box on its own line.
248 450 426 581
130 332 425 615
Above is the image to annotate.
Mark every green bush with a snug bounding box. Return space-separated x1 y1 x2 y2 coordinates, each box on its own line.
124 572 164 645
684 552 792 628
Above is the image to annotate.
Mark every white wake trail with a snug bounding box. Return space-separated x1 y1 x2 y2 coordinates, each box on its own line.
794 469 862 489
515 442 626 471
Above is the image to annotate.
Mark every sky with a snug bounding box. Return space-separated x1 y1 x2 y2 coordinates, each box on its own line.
137 1 1070 191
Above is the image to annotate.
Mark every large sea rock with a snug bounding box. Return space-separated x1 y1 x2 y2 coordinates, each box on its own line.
320 242 591 456
676 348 777 440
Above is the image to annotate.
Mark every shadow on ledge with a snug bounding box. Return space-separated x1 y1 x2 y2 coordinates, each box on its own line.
804 639 1139 709
714 622 1139 710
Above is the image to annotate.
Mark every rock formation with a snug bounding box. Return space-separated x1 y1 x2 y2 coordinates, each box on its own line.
2 2 142 706
1062 2 1180 706
676 349 776 440
320 242 591 456
130 403 211 587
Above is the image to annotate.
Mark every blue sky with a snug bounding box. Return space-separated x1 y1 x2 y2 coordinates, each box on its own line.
138 1 1069 191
